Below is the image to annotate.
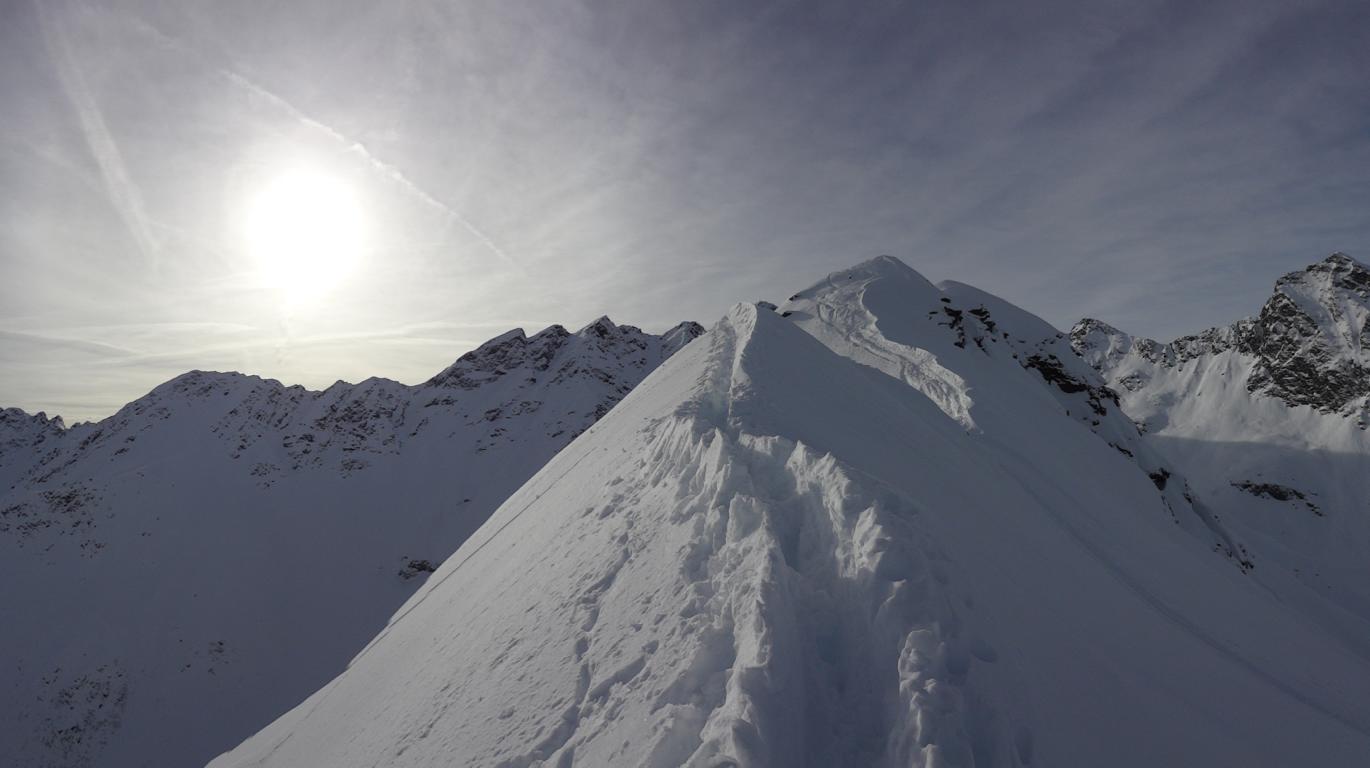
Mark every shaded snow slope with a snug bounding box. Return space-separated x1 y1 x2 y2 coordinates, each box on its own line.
1071 253 1370 657
0 318 700 768
216 272 1370 767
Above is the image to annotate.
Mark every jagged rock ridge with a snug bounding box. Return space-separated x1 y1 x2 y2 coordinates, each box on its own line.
1073 253 1370 414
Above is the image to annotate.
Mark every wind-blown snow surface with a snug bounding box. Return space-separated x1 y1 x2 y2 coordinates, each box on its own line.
0 317 700 768
214 258 1370 767
1072 253 1370 660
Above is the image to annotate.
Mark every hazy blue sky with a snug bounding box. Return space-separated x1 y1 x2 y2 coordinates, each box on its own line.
3 0 1368 421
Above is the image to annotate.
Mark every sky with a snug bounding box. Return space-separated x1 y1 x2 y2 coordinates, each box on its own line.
2 0 1368 422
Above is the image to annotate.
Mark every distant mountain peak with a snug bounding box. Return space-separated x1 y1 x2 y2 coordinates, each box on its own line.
1246 253 1370 412
845 253 926 282
0 407 67 463
0 313 701 768
1287 249 1364 277
578 316 619 337
1073 253 1370 414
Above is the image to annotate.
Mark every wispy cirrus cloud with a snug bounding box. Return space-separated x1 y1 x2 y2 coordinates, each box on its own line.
35 1 161 271
3 0 1368 421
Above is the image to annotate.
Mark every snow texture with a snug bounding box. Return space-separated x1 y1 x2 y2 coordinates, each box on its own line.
213 257 1370 767
0 318 701 768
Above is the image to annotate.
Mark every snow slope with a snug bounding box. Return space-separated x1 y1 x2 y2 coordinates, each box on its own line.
0 317 700 768
214 257 1370 767
1071 252 1370 657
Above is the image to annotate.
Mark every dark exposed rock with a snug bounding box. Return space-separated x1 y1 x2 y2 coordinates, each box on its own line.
399 558 438 579
35 663 129 766
1241 257 1370 411
1023 354 1119 416
937 306 967 348
1231 481 1323 516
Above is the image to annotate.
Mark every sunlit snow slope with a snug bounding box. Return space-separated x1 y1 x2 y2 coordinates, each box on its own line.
0 317 700 768
214 257 1370 768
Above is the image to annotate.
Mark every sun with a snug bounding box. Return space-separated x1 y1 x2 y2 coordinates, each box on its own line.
245 168 365 304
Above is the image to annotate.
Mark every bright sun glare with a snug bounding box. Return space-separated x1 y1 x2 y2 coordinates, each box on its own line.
245 168 365 304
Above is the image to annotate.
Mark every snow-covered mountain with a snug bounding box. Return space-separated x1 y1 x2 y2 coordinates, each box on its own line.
0 317 701 768
1073 253 1370 416
213 256 1370 768
1071 252 1370 656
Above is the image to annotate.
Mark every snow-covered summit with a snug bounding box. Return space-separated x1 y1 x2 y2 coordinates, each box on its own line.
781 257 1248 568
210 257 1370 768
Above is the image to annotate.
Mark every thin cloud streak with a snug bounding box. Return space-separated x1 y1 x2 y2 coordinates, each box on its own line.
2 0 1367 422
120 7 519 270
218 70 518 270
35 1 160 271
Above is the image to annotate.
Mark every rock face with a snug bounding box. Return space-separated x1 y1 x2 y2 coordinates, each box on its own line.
0 317 701 768
1073 253 1370 415
1245 253 1370 412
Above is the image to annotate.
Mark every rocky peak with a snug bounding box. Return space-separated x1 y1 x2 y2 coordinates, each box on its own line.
577 316 619 339
0 408 66 462
1071 253 1370 414
425 326 564 390
1278 252 1370 293
425 318 697 392
1069 318 1135 370
145 370 291 403
1243 253 1370 412
662 321 705 352
0 407 65 433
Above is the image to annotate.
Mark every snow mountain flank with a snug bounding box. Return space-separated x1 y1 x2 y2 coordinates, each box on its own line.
1072 252 1370 663
0 317 701 768
213 256 1370 768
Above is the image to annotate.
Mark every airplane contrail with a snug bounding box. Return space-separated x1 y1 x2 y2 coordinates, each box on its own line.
63 6 517 271
36 2 161 272
217 70 518 269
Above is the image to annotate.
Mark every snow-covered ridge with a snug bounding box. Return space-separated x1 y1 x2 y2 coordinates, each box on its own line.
0 316 701 768
210 256 1370 768
5 318 704 485
781 256 1248 569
